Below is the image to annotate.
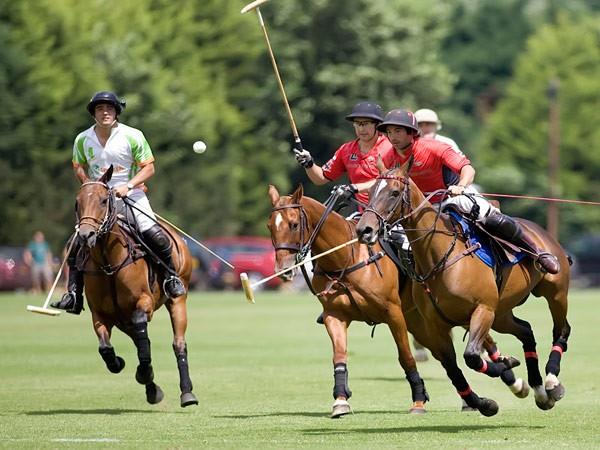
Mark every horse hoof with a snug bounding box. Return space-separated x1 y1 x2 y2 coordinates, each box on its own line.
547 383 565 402
501 356 521 369
135 365 154 385
180 392 199 407
145 383 164 405
509 378 530 399
533 385 554 410
461 399 477 412
107 357 125 374
331 399 352 418
535 397 555 410
478 398 499 417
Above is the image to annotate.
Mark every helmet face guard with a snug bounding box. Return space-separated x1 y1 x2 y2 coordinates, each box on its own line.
87 91 126 116
377 109 419 134
345 101 384 123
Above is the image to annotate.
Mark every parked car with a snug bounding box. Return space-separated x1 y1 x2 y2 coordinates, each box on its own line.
566 233 600 287
0 246 32 291
202 236 281 290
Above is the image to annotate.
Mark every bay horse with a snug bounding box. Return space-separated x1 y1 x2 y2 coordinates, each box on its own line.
356 164 571 411
74 166 198 407
267 184 524 417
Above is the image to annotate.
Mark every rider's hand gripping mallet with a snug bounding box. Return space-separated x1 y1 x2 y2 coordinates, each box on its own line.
26 233 77 316
241 0 304 152
240 238 359 303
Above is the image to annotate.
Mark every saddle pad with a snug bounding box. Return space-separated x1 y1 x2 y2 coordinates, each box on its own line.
447 211 525 268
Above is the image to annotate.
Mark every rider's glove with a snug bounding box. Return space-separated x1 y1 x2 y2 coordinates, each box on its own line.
294 148 314 168
336 184 358 200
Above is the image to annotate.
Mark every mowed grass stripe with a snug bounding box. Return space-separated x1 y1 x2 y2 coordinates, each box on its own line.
0 288 599 449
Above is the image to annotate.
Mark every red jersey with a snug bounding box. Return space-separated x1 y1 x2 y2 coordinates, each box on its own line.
382 137 471 203
322 134 393 204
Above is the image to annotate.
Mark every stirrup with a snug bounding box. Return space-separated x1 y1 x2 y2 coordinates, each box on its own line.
163 276 186 298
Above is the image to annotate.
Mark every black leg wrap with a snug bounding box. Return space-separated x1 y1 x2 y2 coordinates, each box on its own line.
99 346 125 374
406 369 429 403
333 363 352 400
545 338 567 376
133 321 152 365
500 368 516 386
174 344 193 393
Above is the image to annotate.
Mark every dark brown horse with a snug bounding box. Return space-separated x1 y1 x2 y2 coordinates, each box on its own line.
75 167 197 407
267 185 523 417
356 165 571 411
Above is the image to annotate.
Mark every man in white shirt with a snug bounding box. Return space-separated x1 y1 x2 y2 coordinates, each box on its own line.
51 91 186 314
414 108 462 152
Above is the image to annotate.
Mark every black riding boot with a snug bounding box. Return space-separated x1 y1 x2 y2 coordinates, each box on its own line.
50 249 84 314
143 225 186 298
481 212 560 274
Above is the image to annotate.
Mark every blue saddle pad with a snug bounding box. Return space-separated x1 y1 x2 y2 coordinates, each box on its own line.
447 211 525 268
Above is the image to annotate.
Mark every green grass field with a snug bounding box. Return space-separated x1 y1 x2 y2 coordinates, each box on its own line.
1 288 599 449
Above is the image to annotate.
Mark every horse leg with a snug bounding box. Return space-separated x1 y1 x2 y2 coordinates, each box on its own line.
481 330 527 398
131 307 164 405
323 313 352 418
93 312 125 374
166 299 198 407
405 307 498 417
543 291 571 406
386 305 429 414
464 306 511 380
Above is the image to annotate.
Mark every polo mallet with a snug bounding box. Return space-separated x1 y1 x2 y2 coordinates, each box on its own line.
26 232 77 316
241 0 304 151
240 237 358 303
154 213 235 270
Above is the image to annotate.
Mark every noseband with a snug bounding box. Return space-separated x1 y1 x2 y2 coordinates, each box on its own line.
77 181 118 238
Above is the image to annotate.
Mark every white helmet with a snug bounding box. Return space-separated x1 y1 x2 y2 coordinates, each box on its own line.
415 108 441 130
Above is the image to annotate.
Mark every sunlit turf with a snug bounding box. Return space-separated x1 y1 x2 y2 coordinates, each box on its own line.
1 288 599 449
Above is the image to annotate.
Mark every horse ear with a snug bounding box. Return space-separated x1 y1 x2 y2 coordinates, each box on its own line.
291 184 303 204
376 154 387 174
268 184 280 206
99 165 114 184
399 155 414 176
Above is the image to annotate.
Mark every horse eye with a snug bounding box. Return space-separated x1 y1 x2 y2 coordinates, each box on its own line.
101 198 108 205
291 222 299 231
391 190 400 198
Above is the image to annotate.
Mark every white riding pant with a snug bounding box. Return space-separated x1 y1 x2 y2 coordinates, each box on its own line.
440 185 499 220
115 188 157 233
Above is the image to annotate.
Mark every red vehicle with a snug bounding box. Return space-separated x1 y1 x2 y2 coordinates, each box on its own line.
203 236 281 290
0 246 32 291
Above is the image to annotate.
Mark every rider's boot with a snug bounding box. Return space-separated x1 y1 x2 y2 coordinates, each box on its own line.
143 224 186 298
481 212 559 274
51 255 84 314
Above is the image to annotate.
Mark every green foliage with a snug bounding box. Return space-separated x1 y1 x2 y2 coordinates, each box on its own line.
478 13 600 238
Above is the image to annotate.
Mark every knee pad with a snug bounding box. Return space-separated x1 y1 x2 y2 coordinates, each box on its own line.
482 213 522 241
143 225 172 252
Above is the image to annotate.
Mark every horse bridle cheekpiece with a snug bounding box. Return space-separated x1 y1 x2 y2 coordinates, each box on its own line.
364 174 411 225
270 203 308 253
77 181 117 238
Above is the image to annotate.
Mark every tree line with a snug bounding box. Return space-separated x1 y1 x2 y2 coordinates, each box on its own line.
1 0 599 251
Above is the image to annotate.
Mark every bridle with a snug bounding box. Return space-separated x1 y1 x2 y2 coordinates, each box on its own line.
363 174 412 225
77 181 118 239
270 203 310 253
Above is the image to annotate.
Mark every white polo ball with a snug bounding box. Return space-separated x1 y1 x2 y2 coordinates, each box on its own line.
193 140 207 154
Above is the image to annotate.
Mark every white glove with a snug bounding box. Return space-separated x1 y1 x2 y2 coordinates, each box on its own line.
294 149 314 168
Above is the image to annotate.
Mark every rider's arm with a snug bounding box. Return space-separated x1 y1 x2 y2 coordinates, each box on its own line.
128 162 155 187
354 179 377 193
305 164 329 185
73 164 90 184
457 164 476 187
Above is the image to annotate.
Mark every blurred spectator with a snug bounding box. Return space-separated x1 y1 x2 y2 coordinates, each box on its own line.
23 231 54 294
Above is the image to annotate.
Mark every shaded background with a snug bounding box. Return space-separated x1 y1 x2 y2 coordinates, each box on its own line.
1 0 599 251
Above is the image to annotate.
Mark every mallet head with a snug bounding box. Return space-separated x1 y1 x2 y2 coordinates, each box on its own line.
240 272 255 303
241 0 270 14
27 305 61 316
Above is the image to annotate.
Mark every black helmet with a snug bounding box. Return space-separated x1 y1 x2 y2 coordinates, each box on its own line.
86 91 126 116
377 109 419 133
345 101 384 123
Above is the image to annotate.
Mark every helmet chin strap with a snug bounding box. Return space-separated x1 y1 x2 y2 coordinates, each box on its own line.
94 118 118 129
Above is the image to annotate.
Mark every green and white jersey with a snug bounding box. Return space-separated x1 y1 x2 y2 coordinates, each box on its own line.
72 123 155 187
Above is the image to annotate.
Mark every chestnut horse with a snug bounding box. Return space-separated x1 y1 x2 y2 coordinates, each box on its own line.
356 165 571 411
75 167 198 407
267 185 523 417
